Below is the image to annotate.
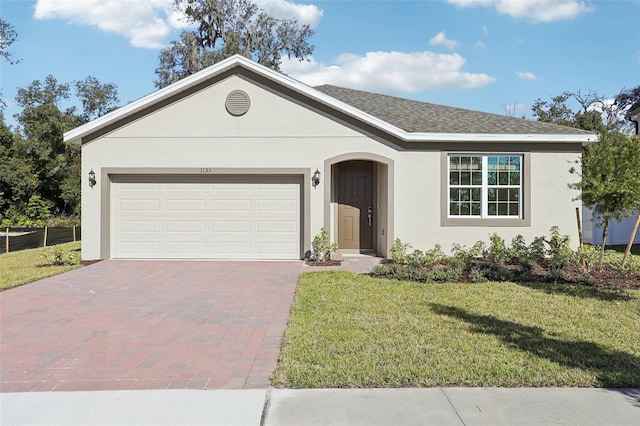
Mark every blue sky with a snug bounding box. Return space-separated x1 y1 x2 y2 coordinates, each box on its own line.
1 0 639 127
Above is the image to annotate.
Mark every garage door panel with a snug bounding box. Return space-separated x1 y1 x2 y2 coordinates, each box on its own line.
256 242 299 255
165 221 205 233
211 220 251 232
118 241 161 255
165 241 206 255
257 220 298 233
165 199 206 212
119 220 160 233
111 175 301 259
210 242 252 257
119 199 160 212
211 199 252 212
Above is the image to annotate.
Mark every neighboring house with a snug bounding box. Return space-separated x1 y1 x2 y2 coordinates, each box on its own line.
583 105 640 246
64 55 596 261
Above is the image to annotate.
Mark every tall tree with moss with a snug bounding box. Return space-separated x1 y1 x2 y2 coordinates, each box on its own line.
155 0 314 88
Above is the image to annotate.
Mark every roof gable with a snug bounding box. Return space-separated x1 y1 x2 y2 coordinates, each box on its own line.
64 55 596 145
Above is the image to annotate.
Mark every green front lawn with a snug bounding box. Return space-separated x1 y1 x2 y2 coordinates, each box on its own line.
0 242 82 291
272 271 640 388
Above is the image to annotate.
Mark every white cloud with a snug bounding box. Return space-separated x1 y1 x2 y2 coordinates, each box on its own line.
446 0 593 22
35 0 174 49
256 0 323 27
34 0 323 49
516 71 538 80
429 32 460 50
280 51 495 93
474 40 486 49
482 25 489 35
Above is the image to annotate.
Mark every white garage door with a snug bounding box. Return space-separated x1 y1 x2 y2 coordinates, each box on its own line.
111 175 302 259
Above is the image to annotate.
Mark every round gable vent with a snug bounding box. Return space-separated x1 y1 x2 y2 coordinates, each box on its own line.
225 90 251 116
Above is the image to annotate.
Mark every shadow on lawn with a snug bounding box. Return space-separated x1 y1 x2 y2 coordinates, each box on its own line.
516 281 633 302
429 303 640 387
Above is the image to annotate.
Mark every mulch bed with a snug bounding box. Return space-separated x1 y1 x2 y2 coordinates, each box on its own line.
305 260 342 266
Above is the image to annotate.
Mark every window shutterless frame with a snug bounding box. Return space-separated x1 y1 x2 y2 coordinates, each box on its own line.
441 152 531 227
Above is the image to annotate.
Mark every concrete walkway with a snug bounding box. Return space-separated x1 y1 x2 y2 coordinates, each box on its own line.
2 387 639 425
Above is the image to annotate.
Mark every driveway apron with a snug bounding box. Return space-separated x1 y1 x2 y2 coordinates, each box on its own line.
0 260 302 392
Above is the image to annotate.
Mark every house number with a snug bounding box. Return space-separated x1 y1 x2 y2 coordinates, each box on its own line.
200 168 214 174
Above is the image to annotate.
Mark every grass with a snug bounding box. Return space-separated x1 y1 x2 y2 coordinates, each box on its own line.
605 244 640 256
272 271 640 388
0 241 82 291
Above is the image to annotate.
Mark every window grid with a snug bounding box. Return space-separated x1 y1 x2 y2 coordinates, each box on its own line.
448 155 522 218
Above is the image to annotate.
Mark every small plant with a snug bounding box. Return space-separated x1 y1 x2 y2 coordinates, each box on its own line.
488 233 509 264
509 235 528 262
390 238 411 265
469 266 489 283
44 246 66 266
42 246 79 266
371 264 391 277
311 227 339 262
528 236 547 262
447 241 484 270
424 244 448 266
546 226 576 272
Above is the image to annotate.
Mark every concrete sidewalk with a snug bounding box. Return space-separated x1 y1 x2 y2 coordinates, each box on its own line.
2 388 639 425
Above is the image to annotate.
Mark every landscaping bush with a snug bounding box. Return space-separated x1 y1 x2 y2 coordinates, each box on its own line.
310 227 338 262
371 227 639 289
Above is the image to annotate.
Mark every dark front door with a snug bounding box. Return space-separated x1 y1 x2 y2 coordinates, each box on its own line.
337 161 374 251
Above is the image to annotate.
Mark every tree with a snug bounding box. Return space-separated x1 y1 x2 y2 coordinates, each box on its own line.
570 131 640 266
0 19 20 115
0 75 120 223
531 92 605 132
74 76 119 123
155 0 314 88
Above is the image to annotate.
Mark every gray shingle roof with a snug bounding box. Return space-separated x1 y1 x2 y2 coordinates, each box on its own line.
314 85 593 135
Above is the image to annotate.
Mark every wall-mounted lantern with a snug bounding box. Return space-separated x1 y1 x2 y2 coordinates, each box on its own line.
312 169 321 188
88 169 97 188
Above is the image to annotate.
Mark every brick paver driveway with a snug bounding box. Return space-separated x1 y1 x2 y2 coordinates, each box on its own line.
0 260 302 392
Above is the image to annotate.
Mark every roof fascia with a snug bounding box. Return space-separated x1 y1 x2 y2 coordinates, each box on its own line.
64 54 598 145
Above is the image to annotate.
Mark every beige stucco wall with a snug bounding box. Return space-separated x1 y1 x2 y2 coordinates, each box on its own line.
81 75 583 260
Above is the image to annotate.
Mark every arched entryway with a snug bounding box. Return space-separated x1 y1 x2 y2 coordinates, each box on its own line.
324 153 393 257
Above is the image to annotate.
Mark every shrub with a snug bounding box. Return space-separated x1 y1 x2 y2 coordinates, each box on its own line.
546 226 576 271
488 233 509 264
371 264 391 277
449 242 482 271
509 235 528 262
469 266 489 283
390 238 411 265
311 227 338 262
483 264 514 282
42 246 79 266
528 236 547 262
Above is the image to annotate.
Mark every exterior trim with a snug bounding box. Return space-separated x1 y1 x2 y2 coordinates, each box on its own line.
99 167 310 260
440 151 532 227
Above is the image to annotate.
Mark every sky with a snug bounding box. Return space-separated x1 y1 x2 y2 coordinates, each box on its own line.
1 0 639 128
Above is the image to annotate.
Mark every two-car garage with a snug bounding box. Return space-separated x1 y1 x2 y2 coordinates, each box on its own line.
110 175 302 259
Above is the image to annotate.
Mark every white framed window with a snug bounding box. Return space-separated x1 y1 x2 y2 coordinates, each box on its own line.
448 154 522 218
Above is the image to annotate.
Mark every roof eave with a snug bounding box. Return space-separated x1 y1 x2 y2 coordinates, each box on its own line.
402 133 597 143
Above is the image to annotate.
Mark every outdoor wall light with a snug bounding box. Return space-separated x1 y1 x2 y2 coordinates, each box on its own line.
88 169 97 188
312 169 321 188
